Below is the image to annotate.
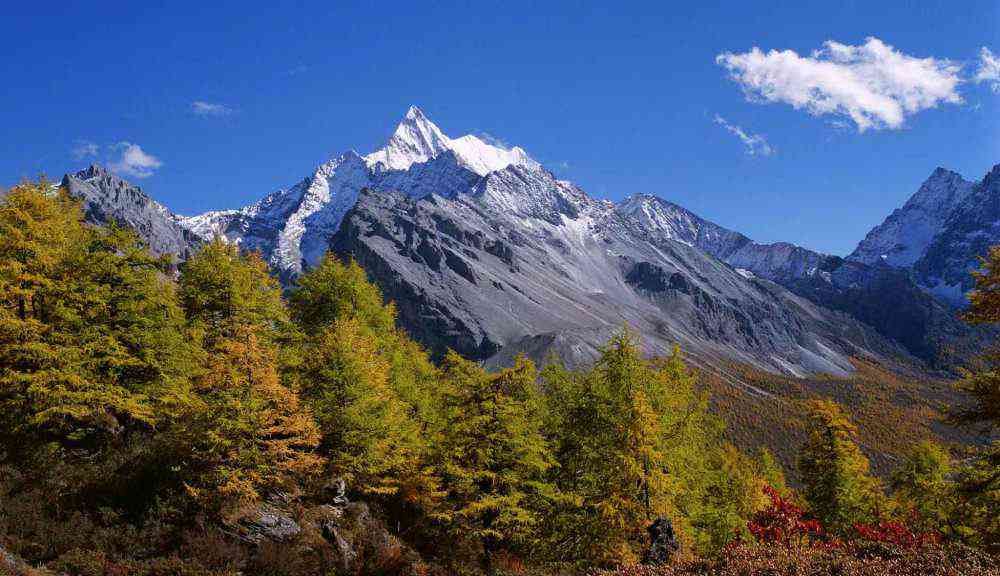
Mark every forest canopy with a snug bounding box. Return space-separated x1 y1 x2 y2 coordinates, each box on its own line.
0 180 996 575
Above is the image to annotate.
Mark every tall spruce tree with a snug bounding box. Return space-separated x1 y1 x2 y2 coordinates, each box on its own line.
798 399 882 534
0 182 195 457
543 329 712 565
890 440 957 536
438 353 553 573
177 239 320 514
289 253 443 515
950 246 1000 552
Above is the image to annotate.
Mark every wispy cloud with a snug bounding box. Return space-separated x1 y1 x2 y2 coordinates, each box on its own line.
191 100 235 116
71 140 100 160
716 37 963 132
286 64 310 76
713 115 774 156
478 132 512 150
109 142 163 179
975 47 1000 93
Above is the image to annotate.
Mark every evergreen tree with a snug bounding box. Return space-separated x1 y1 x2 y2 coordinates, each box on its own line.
179 238 288 347
289 253 443 515
950 246 1000 552
691 443 769 554
289 253 395 336
544 329 711 565
890 440 956 536
755 447 789 497
438 353 553 573
954 245 1000 435
797 399 882 534
0 182 195 456
177 240 320 515
299 317 438 502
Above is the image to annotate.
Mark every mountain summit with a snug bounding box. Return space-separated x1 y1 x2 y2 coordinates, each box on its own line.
365 105 539 176
56 108 998 376
175 106 540 277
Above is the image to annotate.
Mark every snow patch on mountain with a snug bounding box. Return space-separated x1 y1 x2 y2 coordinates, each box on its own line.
364 105 538 176
616 193 829 282
179 107 543 275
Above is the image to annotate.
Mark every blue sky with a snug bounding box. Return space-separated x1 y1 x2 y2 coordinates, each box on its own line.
2 1 998 255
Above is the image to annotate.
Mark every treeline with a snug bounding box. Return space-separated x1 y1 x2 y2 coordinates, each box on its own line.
0 180 996 575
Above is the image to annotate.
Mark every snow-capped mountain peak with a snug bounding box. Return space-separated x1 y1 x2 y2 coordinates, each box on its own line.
364 105 538 176
849 166 975 268
364 106 450 172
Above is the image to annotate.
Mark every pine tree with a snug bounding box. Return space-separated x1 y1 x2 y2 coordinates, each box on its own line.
890 440 956 535
438 353 553 573
543 329 712 565
797 399 882 534
289 253 395 336
691 443 771 554
187 326 321 511
752 447 790 498
177 240 321 515
289 252 443 516
0 182 195 456
950 246 1000 552
299 318 437 500
179 238 289 347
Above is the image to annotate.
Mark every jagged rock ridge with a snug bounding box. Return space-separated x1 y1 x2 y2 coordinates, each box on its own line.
330 166 908 376
61 165 200 259
55 107 999 375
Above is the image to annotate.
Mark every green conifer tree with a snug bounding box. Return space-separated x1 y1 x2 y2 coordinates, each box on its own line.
543 329 711 565
289 253 443 516
890 440 956 535
0 182 195 456
797 399 882 534
438 353 553 573
177 239 321 515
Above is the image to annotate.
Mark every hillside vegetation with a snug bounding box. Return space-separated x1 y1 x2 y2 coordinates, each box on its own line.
0 180 996 575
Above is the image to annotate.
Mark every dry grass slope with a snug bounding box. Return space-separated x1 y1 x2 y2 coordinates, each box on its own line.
698 358 972 479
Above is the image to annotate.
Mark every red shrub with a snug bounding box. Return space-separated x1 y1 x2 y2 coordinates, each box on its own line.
852 519 941 550
746 486 823 548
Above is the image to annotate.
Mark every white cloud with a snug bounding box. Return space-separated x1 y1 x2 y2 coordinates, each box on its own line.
71 140 100 160
716 37 963 132
975 47 1000 93
713 115 774 156
109 142 163 179
191 100 235 116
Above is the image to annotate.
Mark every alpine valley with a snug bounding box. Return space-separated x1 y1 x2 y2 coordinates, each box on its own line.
60 107 999 382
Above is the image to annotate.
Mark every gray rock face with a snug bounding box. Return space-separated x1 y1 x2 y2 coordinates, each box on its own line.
913 164 1000 305
617 194 830 283
617 192 990 370
845 164 1000 307
53 109 997 377
240 502 302 544
61 165 200 259
331 165 908 376
850 168 976 269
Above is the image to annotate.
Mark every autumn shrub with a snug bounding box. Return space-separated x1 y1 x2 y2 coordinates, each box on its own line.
745 486 822 548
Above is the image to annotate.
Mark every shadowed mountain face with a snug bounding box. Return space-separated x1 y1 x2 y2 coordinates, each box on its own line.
52 108 998 376
614 192 991 370
912 165 1000 304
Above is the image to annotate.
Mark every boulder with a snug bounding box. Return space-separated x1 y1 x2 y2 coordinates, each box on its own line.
239 502 302 544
